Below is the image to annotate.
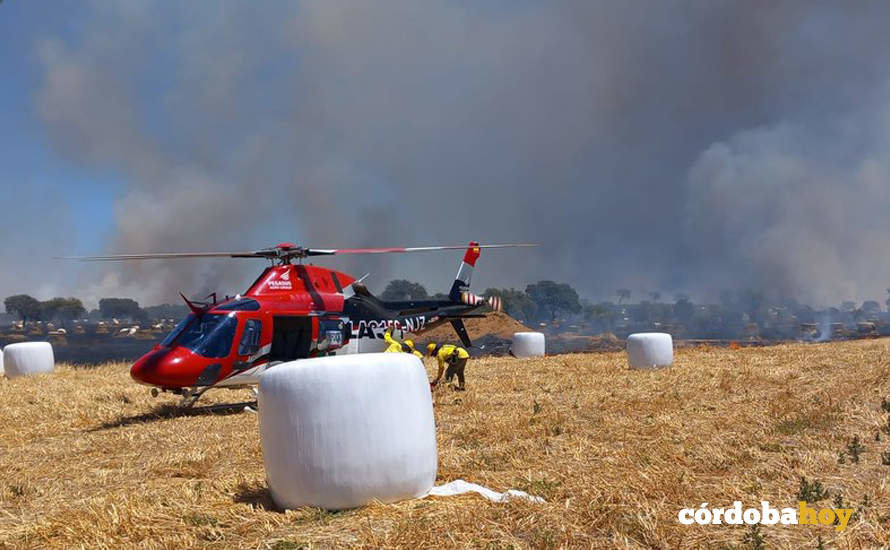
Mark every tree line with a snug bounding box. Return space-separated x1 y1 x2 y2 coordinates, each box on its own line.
3 295 86 323
3 295 188 324
378 280 890 338
379 279 582 323
4 281 583 326
8 282 890 339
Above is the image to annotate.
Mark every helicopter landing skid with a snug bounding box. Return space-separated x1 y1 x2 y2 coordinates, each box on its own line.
177 386 214 408
147 385 216 408
148 379 259 410
162 385 258 411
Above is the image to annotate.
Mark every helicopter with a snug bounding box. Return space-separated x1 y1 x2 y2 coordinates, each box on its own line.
63 241 533 406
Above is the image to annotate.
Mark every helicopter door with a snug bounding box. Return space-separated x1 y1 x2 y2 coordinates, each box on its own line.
270 316 312 362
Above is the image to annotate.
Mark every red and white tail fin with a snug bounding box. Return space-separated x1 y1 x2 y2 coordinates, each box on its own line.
449 242 480 301
445 241 528 311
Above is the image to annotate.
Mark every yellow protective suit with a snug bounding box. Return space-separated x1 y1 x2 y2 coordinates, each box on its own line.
383 330 422 358
430 344 469 387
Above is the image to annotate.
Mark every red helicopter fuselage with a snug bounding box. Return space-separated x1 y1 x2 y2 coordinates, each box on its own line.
131 264 356 389
130 243 498 394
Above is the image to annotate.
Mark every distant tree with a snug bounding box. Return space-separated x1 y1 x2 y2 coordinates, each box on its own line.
861 300 882 316
674 292 690 303
40 301 59 321
4 294 42 322
40 299 61 321
673 297 695 323
648 291 661 302
691 305 722 337
430 292 450 301
62 298 85 321
142 304 190 320
636 300 656 324
135 307 150 322
484 288 538 321
583 303 615 331
98 298 142 320
380 280 429 301
616 288 631 304
841 301 856 313
41 297 86 323
526 281 581 321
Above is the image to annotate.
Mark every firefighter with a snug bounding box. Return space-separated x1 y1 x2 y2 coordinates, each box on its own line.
427 342 470 390
384 330 422 358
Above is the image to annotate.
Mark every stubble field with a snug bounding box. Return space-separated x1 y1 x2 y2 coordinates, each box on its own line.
2 339 890 549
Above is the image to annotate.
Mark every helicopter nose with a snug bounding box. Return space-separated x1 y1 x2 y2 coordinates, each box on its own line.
130 350 166 386
131 347 199 387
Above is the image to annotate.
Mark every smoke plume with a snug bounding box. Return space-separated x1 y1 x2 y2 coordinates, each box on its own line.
15 1 890 306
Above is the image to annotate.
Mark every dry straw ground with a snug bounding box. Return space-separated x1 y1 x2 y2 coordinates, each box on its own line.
2 339 890 549
420 311 532 341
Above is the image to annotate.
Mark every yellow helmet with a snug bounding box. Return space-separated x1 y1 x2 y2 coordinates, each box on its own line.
426 343 437 355
404 339 414 349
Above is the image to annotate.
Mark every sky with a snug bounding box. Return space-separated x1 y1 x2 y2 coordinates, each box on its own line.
3 1 890 309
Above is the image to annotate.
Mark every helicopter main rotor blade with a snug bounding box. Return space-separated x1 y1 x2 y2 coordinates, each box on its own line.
54 251 267 261
305 243 537 256
55 243 537 262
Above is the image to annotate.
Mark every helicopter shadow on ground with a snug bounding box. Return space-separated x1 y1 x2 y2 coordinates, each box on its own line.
89 401 257 432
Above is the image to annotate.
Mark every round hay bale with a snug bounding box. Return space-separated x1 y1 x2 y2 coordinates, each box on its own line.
335 337 389 354
626 332 673 369
511 332 545 358
258 353 437 510
3 342 55 379
0 347 4 377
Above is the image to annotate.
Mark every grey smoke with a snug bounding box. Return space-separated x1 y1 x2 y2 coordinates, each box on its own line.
20 1 890 306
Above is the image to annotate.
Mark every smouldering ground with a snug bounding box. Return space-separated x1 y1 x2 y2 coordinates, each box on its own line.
2 340 890 549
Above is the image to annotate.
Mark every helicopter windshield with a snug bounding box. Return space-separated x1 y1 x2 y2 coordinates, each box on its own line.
161 313 238 358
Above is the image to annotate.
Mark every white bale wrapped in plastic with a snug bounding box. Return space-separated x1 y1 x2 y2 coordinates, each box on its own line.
334 328 409 355
0 347 4 377
511 332 546 358
334 334 392 354
3 342 55 379
626 332 673 369
258 353 437 511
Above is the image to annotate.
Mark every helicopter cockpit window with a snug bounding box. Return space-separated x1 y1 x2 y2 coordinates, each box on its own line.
161 315 193 347
166 313 238 358
238 319 262 355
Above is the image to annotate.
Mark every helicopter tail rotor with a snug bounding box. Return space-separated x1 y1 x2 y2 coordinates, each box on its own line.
459 291 503 312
